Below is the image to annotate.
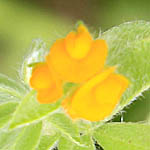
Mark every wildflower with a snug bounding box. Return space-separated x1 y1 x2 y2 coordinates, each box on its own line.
46 24 107 83
30 63 62 104
29 24 129 122
62 67 129 121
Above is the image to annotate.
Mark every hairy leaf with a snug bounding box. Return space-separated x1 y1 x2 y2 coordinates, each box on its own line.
0 128 23 150
36 133 59 150
10 90 61 128
12 122 42 150
0 74 28 128
0 102 18 128
0 122 42 150
0 74 27 104
58 134 95 150
94 123 150 150
47 113 82 146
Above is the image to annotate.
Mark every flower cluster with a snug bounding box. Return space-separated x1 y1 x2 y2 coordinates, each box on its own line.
30 24 129 121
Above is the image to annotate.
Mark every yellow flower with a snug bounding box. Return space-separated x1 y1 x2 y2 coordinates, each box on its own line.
29 24 129 122
30 63 62 104
46 24 107 83
62 67 129 121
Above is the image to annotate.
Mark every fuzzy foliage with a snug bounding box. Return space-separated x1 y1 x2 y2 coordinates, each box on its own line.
0 21 149 150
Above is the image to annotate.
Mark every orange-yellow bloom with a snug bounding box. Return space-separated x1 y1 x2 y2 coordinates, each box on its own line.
30 63 62 104
46 24 107 83
29 24 129 122
62 67 129 121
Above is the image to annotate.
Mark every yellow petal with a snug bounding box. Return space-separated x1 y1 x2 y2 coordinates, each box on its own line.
65 25 92 59
62 67 129 121
47 39 107 83
37 85 62 104
30 63 53 90
30 63 63 104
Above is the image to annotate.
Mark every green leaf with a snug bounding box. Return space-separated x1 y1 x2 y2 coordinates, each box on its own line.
36 117 60 150
100 21 150 118
76 120 93 135
21 39 49 84
36 133 60 150
0 74 27 103
10 90 61 128
0 122 42 150
0 128 23 150
93 123 150 150
0 102 18 128
0 92 19 104
58 137 74 150
0 74 28 128
123 89 150 122
47 113 82 146
12 122 42 150
58 134 95 150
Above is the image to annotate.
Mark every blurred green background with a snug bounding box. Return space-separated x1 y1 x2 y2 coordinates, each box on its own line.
0 0 149 122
